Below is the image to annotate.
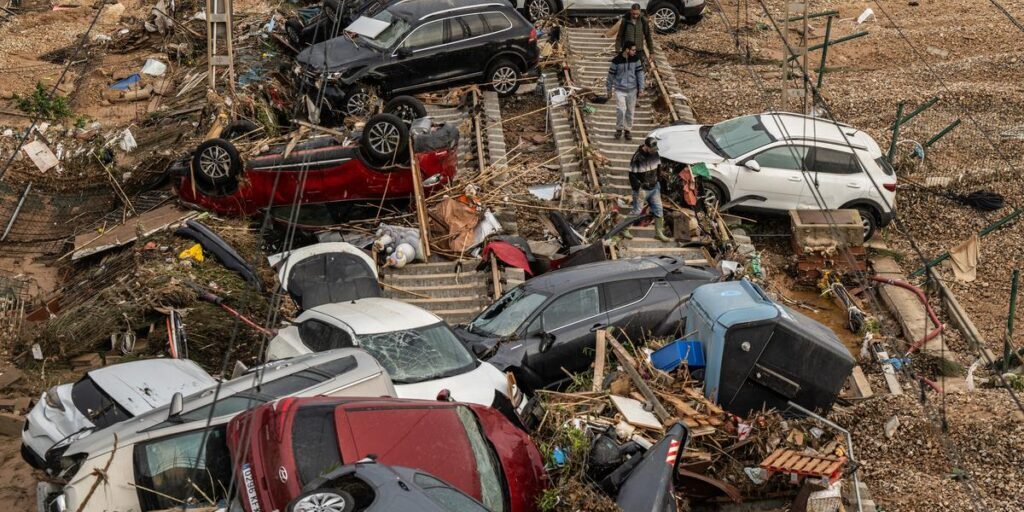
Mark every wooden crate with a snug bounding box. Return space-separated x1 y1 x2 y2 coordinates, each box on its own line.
760 448 847 482
790 209 864 249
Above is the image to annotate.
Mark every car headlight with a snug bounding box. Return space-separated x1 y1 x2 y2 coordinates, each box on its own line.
326 71 344 81
44 387 65 411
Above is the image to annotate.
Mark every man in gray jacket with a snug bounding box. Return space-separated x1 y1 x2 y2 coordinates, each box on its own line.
606 41 645 140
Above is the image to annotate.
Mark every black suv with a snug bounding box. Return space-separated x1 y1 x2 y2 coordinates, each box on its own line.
296 0 539 118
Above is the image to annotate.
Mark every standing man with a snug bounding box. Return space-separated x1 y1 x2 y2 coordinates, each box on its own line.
616 3 654 58
606 41 645 140
621 136 672 242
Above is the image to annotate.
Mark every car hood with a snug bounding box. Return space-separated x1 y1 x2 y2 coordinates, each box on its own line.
648 124 725 165
88 359 216 416
395 362 507 406
298 36 382 72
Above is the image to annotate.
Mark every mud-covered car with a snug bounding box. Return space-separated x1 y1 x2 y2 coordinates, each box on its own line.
454 256 719 391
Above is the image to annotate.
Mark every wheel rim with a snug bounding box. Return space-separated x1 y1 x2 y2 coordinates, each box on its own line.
346 90 372 117
701 186 721 210
860 213 872 238
368 121 401 156
528 0 551 19
391 104 418 124
199 146 231 179
293 492 348 512
492 66 517 94
652 7 677 31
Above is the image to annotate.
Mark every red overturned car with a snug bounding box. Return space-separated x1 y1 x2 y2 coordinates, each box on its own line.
228 396 548 512
173 112 457 220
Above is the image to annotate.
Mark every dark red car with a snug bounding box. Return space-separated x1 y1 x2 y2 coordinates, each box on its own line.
174 114 457 219
228 396 548 512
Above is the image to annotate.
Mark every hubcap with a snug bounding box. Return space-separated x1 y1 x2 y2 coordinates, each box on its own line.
346 90 372 117
391 104 418 124
652 7 677 30
199 146 231 179
368 121 401 156
861 214 872 238
492 66 517 94
293 492 348 512
528 0 551 19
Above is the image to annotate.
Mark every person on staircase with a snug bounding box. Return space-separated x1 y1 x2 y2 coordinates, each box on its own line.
621 136 672 242
606 41 645 141
616 3 654 58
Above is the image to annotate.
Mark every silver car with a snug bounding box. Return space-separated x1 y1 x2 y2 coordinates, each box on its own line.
21 358 215 470
38 348 396 512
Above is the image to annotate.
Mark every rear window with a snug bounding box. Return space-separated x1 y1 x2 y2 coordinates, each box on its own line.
293 405 342 484
875 156 895 176
299 319 355 352
604 279 652 309
482 11 512 31
808 148 861 174
71 377 133 429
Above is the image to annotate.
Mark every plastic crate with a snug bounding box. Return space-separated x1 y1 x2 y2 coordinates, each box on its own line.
651 339 705 371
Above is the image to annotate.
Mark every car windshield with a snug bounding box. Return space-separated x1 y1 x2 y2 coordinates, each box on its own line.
707 115 776 158
356 9 410 50
71 377 133 429
454 406 506 512
467 287 548 337
414 472 490 511
357 323 476 384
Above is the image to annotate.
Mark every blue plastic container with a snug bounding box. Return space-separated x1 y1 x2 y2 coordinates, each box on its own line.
651 339 705 372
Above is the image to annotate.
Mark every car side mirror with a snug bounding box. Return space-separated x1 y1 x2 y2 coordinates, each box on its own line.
168 392 184 420
538 332 556 353
744 160 761 172
395 47 412 59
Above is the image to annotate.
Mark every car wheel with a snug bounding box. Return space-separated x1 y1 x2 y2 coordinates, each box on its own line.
699 180 725 210
525 0 556 21
287 489 355 512
650 2 681 33
344 85 375 118
221 119 259 141
487 59 521 97
191 138 241 187
361 113 410 164
285 18 304 46
856 207 878 241
383 95 427 125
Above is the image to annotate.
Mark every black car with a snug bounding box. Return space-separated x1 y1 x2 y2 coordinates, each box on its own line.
296 0 539 118
454 256 719 392
284 0 388 47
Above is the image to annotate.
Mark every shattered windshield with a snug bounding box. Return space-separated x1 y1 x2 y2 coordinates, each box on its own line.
467 287 548 338
356 9 410 50
708 115 776 158
357 323 476 384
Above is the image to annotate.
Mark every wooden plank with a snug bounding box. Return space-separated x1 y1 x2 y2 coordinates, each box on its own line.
605 330 670 422
847 365 874 398
610 395 662 430
592 329 607 393
681 387 724 415
761 449 784 466
409 140 431 259
659 393 700 416
873 345 904 396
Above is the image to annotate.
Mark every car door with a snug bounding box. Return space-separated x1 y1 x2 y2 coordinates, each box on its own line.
447 14 491 83
801 146 865 210
603 278 678 341
525 286 607 385
733 144 811 211
387 18 450 92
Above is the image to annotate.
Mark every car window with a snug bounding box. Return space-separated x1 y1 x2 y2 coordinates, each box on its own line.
402 19 445 51
604 279 651 310
255 370 323 397
468 287 549 337
71 376 133 429
874 156 895 176
176 395 266 423
524 316 542 336
311 354 359 377
292 404 342 484
808 148 861 174
482 11 512 31
750 146 809 171
542 286 601 331
708 115 775 158
459 14 488 37
299 319 355 352
357 322 476 384
415 473 490 511
454 406 505 512
134 426 232 511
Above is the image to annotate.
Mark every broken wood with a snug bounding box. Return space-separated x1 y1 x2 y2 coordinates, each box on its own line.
604 329 671 423
592 329 607 392
847 365 874 398
409 135 431 259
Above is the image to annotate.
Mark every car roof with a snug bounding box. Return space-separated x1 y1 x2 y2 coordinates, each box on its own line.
86 359 216 416
759 112 875 151
306 297 442 333
387 0 511 21
521 257 669 294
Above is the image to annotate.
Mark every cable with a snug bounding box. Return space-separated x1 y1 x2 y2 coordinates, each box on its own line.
985 0 1024 33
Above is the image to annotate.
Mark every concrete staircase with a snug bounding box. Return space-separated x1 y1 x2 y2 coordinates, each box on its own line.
380 260 492 325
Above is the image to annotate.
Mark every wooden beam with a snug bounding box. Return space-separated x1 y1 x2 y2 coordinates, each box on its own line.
408 140 431 259
592 329 607 392
604 330 671 423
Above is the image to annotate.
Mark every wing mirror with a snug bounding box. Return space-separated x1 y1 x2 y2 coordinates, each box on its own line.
744 160 761 172
395 47 412 59
167 392 184 420
538 332 556 353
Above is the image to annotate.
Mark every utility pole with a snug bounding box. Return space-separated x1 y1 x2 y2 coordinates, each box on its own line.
781 0 810 113
206 0 235 91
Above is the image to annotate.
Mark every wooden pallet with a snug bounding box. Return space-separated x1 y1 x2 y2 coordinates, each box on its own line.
760 449 847 482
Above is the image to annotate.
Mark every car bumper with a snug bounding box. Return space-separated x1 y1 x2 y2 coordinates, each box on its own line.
879 208 895 227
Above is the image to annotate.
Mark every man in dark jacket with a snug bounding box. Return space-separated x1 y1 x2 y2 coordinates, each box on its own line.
606 41 645 140
616 3 654 57
621 136 672 242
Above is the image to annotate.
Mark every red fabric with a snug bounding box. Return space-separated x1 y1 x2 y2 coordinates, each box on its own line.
679 166 698 207
482 241 533 276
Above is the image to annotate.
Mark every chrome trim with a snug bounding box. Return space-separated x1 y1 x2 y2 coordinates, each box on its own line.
420 3 504 20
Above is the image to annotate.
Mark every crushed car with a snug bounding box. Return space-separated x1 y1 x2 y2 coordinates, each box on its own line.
284 0 388 47
518 0 705 32
228 396 548 512
272 241 381 309
455 256 719 392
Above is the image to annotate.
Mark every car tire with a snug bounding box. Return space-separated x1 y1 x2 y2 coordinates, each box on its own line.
699 180 725 210
285 18 304 46
191 138 241 188
344 84 375 118
287 489 355 512
361 113 410 164
856 206 879 241
525 0 557 21
650 2 682 33
221 119 259 141
487 59 521 97
383 95 427 125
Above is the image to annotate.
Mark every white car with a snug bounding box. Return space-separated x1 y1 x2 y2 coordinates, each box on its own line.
39 349 395 512
649 112 897 239
271 241 381 309
21 358 215 470
267 297 519 409
517 0 705 32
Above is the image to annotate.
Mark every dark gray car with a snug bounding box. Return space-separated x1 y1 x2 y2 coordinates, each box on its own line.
454 256 719 391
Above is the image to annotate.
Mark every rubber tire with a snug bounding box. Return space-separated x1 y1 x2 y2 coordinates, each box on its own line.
344 84 375 118
383 95 427 125
650 2 682 33
285 18 304 46
856 206 878 241
221 120 259 141
287 489 355 512
700 180 726 210
191 138 241 188
487 59 521 97
361 113 410 164
525 0 557 21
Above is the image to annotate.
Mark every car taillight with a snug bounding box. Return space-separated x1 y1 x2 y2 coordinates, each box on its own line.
272 397 298 441
529 27 537 43
883 183 897 192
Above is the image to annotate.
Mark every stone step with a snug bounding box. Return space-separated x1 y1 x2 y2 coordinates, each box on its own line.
381 272 489 287
619 238 682 249
404 296 490 309
383 282 487 299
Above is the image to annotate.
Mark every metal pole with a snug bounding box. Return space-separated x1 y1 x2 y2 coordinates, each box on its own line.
787 401 863 512
887 102 905 162
1006 269 1019 369
785 9 838 22
890 96 939 129
1 182 31 241
787 32 870 62
816 16 834 89
924 119 962 148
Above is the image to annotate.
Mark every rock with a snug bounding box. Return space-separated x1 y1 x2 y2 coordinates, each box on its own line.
884 415 900 439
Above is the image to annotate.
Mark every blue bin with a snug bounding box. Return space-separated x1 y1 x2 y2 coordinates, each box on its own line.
651 339 705 372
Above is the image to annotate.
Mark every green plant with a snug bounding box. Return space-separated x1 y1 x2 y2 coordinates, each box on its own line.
74 115 89 129
537 488 560 511
13 82 73 120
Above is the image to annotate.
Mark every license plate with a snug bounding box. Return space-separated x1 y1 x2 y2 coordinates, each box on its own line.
242 463 262 512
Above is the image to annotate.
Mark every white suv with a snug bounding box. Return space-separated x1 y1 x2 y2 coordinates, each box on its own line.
650 112 897 239
518 0 705 32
